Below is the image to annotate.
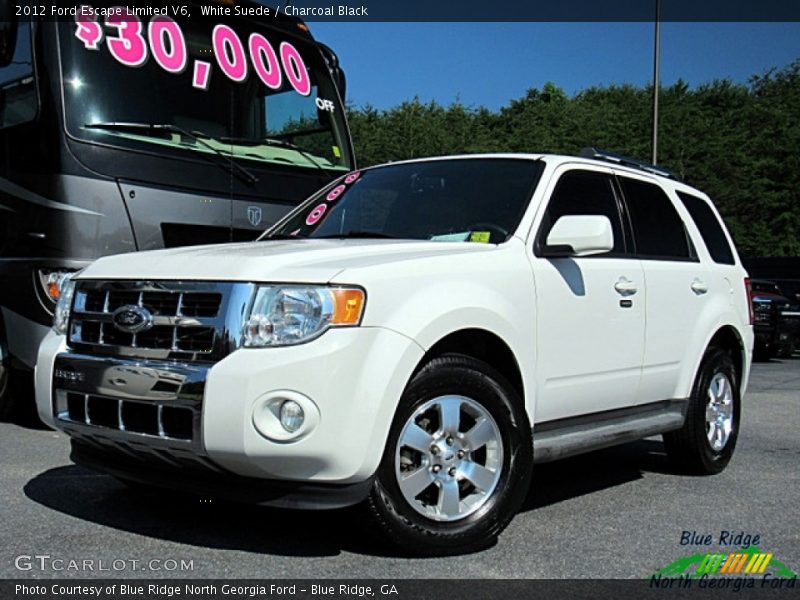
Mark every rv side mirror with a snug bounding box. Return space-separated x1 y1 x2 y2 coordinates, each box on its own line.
317 42 347 100
542 215 614 257
333 67 346 101
0 7 18 68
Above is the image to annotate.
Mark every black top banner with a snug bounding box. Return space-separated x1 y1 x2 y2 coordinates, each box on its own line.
14 0 800 22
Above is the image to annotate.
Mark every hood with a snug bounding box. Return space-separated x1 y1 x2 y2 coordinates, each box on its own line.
77 239 498 283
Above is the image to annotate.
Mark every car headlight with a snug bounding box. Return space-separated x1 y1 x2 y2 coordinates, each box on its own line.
243 285 365 348
53 274 78 335
37 269 77 304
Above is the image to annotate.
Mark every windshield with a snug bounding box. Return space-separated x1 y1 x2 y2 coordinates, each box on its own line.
268 158 544 243
58 11 351 172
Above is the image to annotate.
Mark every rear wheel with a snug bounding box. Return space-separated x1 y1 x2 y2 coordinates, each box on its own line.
664 347 740 475
365 355 532 556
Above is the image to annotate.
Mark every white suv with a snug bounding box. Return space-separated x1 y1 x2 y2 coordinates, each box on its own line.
35 152 753 555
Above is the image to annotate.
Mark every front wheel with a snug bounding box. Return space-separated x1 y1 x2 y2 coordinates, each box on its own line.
664 347 740 475
365 355 532 556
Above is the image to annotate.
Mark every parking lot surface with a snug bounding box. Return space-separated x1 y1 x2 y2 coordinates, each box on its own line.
1 359 797 579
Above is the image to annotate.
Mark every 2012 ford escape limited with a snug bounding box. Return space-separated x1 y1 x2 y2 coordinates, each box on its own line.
36 152 753 555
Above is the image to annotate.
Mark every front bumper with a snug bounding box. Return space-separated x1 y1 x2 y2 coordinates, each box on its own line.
36 326 424 502
70 439 374 509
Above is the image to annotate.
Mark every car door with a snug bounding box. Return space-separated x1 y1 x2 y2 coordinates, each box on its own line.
532 165 646 423
615 172 711 404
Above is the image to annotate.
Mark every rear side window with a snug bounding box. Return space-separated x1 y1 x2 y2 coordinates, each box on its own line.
676 192 735 265
619 177 691 260
0 20 37 129
539 170 626 255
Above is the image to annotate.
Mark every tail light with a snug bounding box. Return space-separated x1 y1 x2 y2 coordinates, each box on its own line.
744 277 754 325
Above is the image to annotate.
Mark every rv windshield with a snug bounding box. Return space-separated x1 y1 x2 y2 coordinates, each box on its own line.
57 15 351 172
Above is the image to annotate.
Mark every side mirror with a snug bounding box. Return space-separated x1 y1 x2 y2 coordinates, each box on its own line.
542 215 614 257
317 42 346 101
0 8 18 68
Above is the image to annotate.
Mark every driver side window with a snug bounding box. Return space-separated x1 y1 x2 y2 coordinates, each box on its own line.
539 170 626 256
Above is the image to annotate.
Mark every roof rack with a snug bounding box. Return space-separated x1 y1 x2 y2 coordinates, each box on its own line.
579 147 681 181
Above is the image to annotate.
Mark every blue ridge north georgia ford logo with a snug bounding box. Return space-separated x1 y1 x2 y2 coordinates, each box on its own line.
111 305 154 334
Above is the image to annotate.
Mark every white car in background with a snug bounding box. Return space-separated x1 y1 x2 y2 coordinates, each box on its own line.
36 151 753 555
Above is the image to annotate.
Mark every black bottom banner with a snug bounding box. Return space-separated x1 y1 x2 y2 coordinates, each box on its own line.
2 579 797 600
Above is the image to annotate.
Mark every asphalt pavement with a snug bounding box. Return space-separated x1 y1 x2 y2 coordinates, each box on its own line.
1 359 798 579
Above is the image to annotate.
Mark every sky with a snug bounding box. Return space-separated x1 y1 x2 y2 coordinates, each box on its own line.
309 22 800 110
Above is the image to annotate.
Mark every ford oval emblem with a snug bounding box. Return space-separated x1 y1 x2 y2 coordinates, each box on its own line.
111 305 153 334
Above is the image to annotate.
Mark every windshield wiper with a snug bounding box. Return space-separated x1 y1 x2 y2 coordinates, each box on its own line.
211 134 339 179
84 122 259 186
314 231 399 240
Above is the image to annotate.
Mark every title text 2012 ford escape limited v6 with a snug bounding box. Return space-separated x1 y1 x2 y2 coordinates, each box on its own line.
35 152 753 555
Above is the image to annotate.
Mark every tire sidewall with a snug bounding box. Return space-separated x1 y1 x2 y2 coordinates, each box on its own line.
371 356 532 552
692 349 740 472
0 316 13 419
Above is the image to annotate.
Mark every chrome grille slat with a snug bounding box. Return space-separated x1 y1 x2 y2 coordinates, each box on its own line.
67 281 240 362
57 390 196 444
157 405 165 438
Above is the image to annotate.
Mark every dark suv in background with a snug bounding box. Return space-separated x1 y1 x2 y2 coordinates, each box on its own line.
750 280 800 360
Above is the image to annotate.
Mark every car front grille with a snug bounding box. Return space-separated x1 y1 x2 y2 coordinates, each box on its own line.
753 300 775 326
53 353 212 455
68 281 253 362
62 391 194 440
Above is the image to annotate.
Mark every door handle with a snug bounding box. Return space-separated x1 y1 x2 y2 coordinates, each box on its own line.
691 278 709 295
614 277 638 296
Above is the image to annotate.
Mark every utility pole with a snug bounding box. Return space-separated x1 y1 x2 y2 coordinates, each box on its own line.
652 0 662 165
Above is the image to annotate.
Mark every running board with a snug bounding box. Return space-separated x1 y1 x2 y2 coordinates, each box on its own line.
532 399 688 464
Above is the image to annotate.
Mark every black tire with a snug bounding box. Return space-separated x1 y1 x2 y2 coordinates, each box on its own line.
752 340 773 362
0 320 18 421
775 342 794 360
365 354 532 556
663 347 740 475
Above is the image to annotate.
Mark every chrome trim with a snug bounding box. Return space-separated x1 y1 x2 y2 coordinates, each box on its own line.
533 399 689 464
706 373 734 452
67 280 256 361
53 353 210 453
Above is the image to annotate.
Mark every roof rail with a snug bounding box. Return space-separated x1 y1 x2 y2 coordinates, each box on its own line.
579 147 681 181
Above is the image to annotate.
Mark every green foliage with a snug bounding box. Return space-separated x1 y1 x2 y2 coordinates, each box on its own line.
346 61 800 257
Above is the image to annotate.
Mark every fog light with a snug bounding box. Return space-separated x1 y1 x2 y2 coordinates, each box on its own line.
279 400 305 433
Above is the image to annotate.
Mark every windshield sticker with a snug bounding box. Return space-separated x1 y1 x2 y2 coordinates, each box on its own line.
249 33 283 90
192 60 212 90
74 10 103 50
326 185 347 202
280 42 312 96
213 24 248 82
431 232 471 242
303 173 362 227
105 11 149 67
74 6 312 95
470 231 492 243
149 16 188 73
305 203 328 226
316 97 336 112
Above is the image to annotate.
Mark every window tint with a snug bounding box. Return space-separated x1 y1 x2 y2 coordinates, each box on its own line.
0 21 36 129
539 170 625 254
619 177 690 260
676 191 735 265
